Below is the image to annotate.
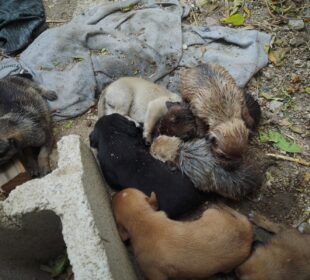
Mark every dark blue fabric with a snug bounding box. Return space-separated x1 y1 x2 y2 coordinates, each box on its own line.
0 0 45 55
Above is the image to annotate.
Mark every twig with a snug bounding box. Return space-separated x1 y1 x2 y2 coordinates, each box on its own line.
266 153 310 167
46 19 69 23
264 0 278 18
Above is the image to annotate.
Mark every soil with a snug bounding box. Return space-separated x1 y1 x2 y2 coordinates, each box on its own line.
4 0 310 278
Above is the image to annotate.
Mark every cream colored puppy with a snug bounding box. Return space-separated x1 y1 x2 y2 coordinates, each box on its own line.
97 77 181 142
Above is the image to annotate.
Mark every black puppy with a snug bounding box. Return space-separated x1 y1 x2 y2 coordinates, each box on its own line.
90 114 207 218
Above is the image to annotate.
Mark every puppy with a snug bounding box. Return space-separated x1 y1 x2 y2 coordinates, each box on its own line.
150 135 262 200
236 214 310 280
90 114 207 218
112 188 254 280
0 75 57 176
181 63 257 159
154 92 261 142
97 77 181 143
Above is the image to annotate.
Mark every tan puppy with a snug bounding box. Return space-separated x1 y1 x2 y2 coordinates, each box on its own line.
181 63 255 159
112 188 253 280
236 214 310 280
97 77 181 142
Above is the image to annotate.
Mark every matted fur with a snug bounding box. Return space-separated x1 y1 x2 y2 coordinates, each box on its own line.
0 75 56 176
236 214 310 280
151 136 262 200
112 188 253 280
181 63 255 158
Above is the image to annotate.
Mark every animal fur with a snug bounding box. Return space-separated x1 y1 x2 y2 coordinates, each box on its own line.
150 135 262 200
0 75 56 176
97 77 181 143
181 63 256 159
236 214 310 280
89 114 207 218
112 188 253 280
154 93 261 143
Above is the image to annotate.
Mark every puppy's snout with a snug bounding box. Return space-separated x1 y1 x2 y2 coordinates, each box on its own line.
89 130 98 148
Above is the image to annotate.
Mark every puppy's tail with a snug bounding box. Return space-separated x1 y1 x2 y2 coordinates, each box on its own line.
211 160 263 200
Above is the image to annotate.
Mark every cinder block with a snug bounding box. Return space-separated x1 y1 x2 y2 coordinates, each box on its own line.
0 135 137 280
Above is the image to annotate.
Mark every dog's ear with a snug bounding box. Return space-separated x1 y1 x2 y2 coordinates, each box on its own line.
117 224 130 241
89 129 98 148
147 192 158 210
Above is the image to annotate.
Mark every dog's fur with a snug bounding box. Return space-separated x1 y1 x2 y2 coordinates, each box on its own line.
150 135 262 200
153 93 261 143
180 63 256 159
236 214 310 280
0 76 56 176
97 77 181 143
112 188 253 280
90 114 207 218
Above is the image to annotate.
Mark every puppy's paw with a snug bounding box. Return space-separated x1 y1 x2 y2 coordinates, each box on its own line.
143 132 152 145
44 90 58 101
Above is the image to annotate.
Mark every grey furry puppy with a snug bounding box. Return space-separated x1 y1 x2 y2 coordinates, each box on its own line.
150 135 261 200
0 76 57 176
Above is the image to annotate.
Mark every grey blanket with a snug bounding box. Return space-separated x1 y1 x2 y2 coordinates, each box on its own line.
0 0 270 120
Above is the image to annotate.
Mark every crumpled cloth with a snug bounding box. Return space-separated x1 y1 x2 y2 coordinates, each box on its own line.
0 0 271 120
0 0 46 55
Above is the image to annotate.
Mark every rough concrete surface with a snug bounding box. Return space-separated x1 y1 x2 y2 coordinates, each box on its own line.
0 135 137 280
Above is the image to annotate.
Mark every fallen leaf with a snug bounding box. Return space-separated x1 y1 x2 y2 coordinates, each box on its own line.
221 14 245 26
259 130 303 153
260 92 283 101
100 48 108 55
289 126 303 134
243 6 252 18
51 254 68 277
306 87 310 95
230 0 244 15
268 48 287 66
263 44 270 54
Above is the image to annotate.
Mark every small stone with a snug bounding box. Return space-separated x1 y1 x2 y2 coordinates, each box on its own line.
268 100 283 111
289 37 305 47
288 19 305 31
182 44 188 50
263 71 272 80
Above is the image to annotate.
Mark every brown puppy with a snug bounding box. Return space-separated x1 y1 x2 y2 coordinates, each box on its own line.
112 188 253 280
181 63 254 159
236 214 310 280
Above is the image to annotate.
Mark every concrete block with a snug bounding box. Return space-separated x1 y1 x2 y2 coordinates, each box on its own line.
0 135 137 280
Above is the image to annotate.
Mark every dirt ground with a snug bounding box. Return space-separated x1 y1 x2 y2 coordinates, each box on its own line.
19 0 310 278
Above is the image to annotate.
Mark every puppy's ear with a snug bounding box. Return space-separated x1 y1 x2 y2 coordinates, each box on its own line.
89 130 98 148
147 192 158 210
117 224 130 241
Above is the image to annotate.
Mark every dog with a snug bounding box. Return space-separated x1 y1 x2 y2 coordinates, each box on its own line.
153 92 261 142
97 77 181 143
89 114 207 218
236 214 310 280
150 135 262 200
0 75 57 176
180 63 258 160
112 188 254 280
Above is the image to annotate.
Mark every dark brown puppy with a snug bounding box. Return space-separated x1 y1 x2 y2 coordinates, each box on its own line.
236 214 310 280
0 75 57 176
153 90 261 144
180 63 256 159
112 188 253 280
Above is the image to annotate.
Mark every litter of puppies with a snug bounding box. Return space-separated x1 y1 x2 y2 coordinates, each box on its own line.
1 59 308 279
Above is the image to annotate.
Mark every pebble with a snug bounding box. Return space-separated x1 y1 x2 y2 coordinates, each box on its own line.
263 71 272 80
288 19 305 31
289 37 305 47
269 100 283 111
